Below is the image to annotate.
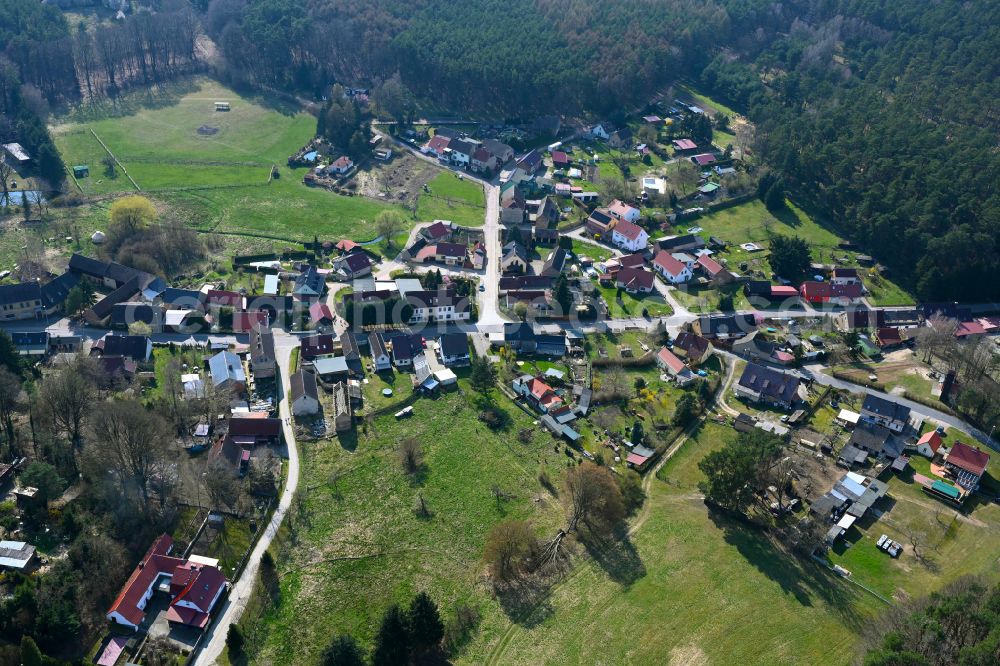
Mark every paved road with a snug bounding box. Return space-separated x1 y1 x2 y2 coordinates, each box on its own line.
477 183 506 333
193 334 301 665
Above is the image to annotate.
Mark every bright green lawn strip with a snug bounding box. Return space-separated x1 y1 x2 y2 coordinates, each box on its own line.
569 240 611 262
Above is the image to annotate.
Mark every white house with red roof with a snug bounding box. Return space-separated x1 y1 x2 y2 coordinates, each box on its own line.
656 347 696 386
610 219 648 252
944 442 990 491
652 251 692 284
422 134 451 157
107 534 227 631
915 430 943 458
607 199 641 224
327 155 354 175
512 374 563 413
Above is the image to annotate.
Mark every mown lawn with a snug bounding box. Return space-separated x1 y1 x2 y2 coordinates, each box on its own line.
595 282 673 318
825 471 1000 601
415 172 486 227
253 381 571 664
483 421 881 665
50 77 438 242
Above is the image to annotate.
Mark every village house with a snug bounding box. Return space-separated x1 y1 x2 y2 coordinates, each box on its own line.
309 302 336 329
607 199 641 224
422 220 453 242
875 327 905 350
106 534 226 631
500 241 529 274
98 334 153 362
610 219 649 252
499 322 566 356
831 267 861 285
799 281 864 305
608 127 633 149
248 324 276 379
390 333 420 368
228 417 282 447
290 369 321 416
449 138 478 167
550 150 570 169
11 331 49 357
859 394 911 433
471 147 498 174
673 331 714 365
944 442 990 491
312 355 350 382
513 374 563 413
615 267 655 294
590 123 614 140
656 347 696 386
414 242 468 266
734 363 801 409
327 156 353 175
438 332 470 366
848 422 904 461
696 254 735 284
205 289 244 311
209 350 246 392
233 310 269 334
300 334 335 361
369 332 392 371
672 138 698 152
732 330 794 366
333 252 372 279
0 283 43 321
516 149 543 174
483 139 514 164
405 289 471 324
540 248 568 277
422 134 451 157
694 313 757 340
586 208 617 239
915 430 943 458
39 271 80 315
293 266 325 299
499 275 553 293
691 153 716 167
652 251 692 284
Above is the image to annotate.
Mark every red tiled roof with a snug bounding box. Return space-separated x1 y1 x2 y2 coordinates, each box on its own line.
947 442 989 477
619 253 645 269
206 290 242 308
954 321 986 337
770 285 799 298
799 281 863 301
171 562 226 615
692 153 716 165
657 347 686 374
551 150 569 164
917 431 943 454
613 219 645 242
425 221 451 239
653 251 686 277
672 139 697 151
233 311 268 333
608 199 639 220
696 254 725 275
337 239 359 252
427 135 450 153
332 156 352 169
309 302 334 323
228 417 282 438
108 535 183 626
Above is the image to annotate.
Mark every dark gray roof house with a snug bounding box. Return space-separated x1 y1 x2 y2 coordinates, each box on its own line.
40 272 80 310
735 362 800 408
100 334 152 362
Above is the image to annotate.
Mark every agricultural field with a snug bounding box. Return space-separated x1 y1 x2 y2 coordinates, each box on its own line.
248 376 573 665
483 422 882 665
48 78 475 243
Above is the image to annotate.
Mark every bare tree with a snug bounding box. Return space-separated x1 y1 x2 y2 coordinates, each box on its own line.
672 160 701 197
90 399 172 510
0 367 24 452
564 462 625 536
916 314 958 363
39 355 99 448
206 459 243 511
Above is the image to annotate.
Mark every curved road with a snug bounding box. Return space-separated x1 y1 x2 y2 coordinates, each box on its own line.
193 336 301 665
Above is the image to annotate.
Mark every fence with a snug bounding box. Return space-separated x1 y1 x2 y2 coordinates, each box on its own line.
91 128 141 191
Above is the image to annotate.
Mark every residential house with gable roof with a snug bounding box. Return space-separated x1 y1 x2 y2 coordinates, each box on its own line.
734 363 801 409
944 442 990 491
860 394 911 433
652 251 692 284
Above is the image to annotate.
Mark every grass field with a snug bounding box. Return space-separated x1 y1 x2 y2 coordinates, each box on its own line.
252 377 572 664
415 172 486 227
687 199 916 306
49 78 474 242
596 282 673 318
485 422 881 665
